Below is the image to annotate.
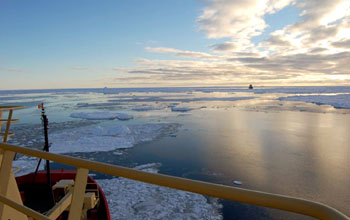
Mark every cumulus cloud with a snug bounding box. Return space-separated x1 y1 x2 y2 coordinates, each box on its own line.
263 0 350 55
197 0 295 39
108 0 350 86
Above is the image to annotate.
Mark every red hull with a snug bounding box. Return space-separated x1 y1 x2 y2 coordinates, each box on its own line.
16 169 111 220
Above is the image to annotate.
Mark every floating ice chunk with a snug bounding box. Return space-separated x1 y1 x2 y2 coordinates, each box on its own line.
112 151 123 156
70 112 133 120
134 163 161 173
51 135 133 153
116 113 133 120
96 163 222 220
171 107 193 112
279 94 350 109
49 123 179 153
233 180 243 185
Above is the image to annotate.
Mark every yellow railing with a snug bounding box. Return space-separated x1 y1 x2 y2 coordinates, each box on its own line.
0 106 24 143
0 143 349 220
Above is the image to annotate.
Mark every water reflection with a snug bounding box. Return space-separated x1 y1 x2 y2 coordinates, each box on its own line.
127 108 349 219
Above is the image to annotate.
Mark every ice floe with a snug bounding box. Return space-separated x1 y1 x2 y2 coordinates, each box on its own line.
70 112 133 120
49 123 179 153
115 113 134 120
233 180 243 185
96 163 222 220
279 94 350 109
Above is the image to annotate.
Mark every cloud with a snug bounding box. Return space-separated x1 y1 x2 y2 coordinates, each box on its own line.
210 42 237 51
197 0 295 39
145 47 218 60
240 52 350 75
108 0 350 87
197 0 349 56
332 39 350 48
262 0 350 55
293 0 349 30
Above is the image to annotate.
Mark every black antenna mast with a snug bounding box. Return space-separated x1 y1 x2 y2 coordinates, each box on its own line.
33 103 55 204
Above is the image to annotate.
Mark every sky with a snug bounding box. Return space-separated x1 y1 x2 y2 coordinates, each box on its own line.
0 0 349 90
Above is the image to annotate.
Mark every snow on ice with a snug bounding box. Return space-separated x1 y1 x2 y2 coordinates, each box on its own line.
49 123 179 153
96 163 222 220
279 94 350 109
115 113 134 120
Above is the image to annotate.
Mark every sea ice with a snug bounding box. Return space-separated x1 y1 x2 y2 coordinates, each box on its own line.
132 106 163 111
70 112 133 120
233 181 243 185
13 156 45 177
279 94 350 109
96 163 222 220
49 123 179 153
253 86 350 94
116 113 133 120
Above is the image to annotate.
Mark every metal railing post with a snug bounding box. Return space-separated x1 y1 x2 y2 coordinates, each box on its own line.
68 168 89 220
3 110 13 143
0 150 15 218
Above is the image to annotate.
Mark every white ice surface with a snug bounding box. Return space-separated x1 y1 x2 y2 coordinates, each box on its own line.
13 156 45 177
70 112 133 120
115 113 134 120
279 94 350 109
253 86 350 94
96 163 222 220
49 123 178 153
